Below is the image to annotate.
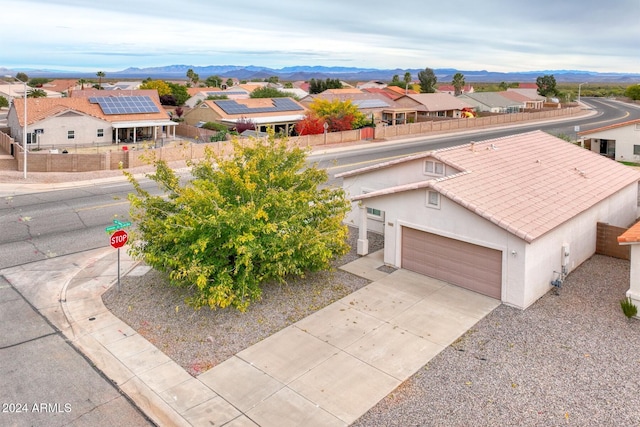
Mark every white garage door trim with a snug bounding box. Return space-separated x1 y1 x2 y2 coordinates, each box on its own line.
401 226 502 299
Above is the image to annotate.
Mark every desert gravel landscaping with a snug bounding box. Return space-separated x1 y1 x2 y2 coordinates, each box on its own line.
352 254 640 427
103 227 640 426
102 228 384 376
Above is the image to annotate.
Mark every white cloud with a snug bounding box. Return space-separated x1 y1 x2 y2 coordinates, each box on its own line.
3 0 639 73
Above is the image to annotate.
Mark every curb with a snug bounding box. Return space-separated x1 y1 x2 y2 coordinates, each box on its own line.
58 249 192 427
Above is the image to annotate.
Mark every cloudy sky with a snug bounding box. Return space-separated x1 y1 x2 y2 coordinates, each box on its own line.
3 0 639 73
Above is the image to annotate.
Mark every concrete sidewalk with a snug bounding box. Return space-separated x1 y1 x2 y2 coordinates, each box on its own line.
3 247 499 426
0 248 154 427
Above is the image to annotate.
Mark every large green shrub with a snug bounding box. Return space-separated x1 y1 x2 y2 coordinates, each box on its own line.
126 132 351 311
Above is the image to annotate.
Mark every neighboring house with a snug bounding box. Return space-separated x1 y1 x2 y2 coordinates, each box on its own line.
182 97 307 135
184 87 250 108
0 83 63 101
498 90 544 109
394 93 474 119
577 118 640 161
457 92 523 113
293 81 310 93
361 88 399 100
507 87 545 101
337 130 640 309
41 79 80 96
436 84 474 95
362 86 419 100
186 87 222 97
6 94 176 147
356 80 387 89
102 81 142 91
276 87 309 99
300 91 412 125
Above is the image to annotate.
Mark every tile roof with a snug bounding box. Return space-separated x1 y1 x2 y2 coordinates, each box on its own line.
578 118 640 136
343 130 640 243
187 87 221 96
322 88 363 95
362 88 398 100
70 89 161 103
301 92 402 109
498 91 532 102
12 96 169 127
618 221 640 244
203 97 307 119
384 86 418 95
402 93 473 111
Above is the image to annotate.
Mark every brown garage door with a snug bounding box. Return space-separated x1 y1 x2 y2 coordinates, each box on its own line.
401 227 502 299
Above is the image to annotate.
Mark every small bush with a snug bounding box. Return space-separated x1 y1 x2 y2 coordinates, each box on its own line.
202 122 227 131
620 297 638 319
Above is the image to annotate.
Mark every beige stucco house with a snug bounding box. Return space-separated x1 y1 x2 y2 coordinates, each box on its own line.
578 118 640 162
6 93 176 147
183 97 307 135
337 131 640 309
394 93 474 119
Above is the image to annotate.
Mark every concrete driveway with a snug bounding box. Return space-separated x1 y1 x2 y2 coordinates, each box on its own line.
2 248 499 426
196 250 500 426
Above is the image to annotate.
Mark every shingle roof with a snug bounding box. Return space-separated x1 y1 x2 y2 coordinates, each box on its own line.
459 92 523 108
344 131 640 243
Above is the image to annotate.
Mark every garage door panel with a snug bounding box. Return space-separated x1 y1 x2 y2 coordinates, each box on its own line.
401 227 502 299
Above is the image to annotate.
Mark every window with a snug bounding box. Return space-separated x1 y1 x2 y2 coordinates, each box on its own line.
97 129 104 137
634 145 640 156
424 160 444 176
67 130 75 140
367 207 384 220
26 133 34 144
426 190 440 208
362 188 384 221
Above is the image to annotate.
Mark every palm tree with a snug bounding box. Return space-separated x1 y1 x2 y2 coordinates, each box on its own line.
96 71 106 90
452 72 465 96
403 72 412 94
78 79 88 90
27 88 47 98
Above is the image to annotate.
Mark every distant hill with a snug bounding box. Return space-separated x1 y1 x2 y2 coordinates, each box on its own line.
4 65 639 83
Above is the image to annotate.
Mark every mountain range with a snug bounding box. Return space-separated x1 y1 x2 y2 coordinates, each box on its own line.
2 65 639 83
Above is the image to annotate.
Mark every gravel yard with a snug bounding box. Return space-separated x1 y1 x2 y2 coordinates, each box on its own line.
102 228 384 376
352 254 640 427
103 227 640 426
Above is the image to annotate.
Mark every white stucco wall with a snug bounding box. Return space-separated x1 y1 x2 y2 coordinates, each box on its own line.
349 187 529 307
522 182 638 308
344 180 639 310
342 160 462 234
625 244 640 315
585 124 640 162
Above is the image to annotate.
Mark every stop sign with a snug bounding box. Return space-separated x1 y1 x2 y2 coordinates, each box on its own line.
110 229 128 248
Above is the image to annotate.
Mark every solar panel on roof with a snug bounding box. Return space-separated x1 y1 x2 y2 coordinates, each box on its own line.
214 98 303 115
353 99 391 109
89 96 160 115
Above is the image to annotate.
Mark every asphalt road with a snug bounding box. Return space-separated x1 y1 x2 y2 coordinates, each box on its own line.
311 97 640 180
1 98 638 271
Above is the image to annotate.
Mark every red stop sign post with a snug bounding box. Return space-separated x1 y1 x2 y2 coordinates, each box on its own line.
110 229 128 248
109 229 128 291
